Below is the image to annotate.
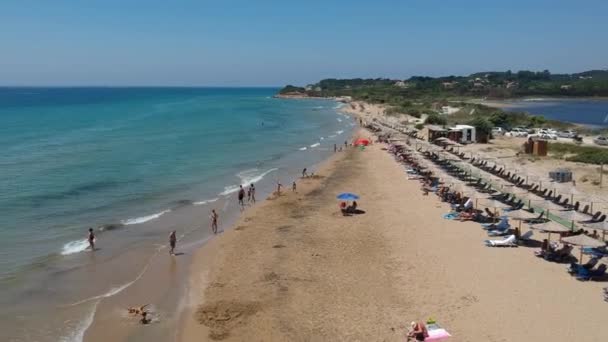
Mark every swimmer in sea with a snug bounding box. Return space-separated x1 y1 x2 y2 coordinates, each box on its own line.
88 228 95 250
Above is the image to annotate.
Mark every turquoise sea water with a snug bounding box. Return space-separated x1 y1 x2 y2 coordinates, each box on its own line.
0 88 353 341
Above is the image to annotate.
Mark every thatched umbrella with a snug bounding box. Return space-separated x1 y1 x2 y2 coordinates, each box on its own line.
505 210 539 231
582 221 608 241
561 234 606 262
529 221 571 242
555 210 589 229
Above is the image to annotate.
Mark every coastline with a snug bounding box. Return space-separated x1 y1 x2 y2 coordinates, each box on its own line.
177 101 608 341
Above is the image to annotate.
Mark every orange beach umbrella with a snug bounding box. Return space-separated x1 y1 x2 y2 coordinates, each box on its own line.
354 138 370 146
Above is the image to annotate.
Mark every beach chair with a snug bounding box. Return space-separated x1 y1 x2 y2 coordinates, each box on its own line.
576 264 607 281
579 211 601 223
487 226 511 236
581 204 589 214
552 194 562 203
568 257 600 274
597 214 606 223
570 201 580 211
482 216 509 230
526 211 546 224
544 190 553 200
517 230 534 245
559 198 569 207
538 189 548 197
546 245 574 262
484 234 517 247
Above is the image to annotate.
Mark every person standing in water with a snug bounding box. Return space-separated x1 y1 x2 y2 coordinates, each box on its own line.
276 182 282 196
302 168 308 178
87 228 96 250
210 209 219 234
334 144 337 152
247 186 252 203
249 183 256 203
169 230 177 255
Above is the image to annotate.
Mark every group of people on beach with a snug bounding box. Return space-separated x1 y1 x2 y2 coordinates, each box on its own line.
238 183 256 210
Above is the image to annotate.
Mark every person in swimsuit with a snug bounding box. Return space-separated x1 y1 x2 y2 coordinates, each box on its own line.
292 181 297 192
250 184 256 203
169 231 177 255
334 144 337 152
247 186 252 202
276 182 282 196
88 228 95 250
407 321 428 341
302 168 308 178
210 209 218 234
238 185 245 209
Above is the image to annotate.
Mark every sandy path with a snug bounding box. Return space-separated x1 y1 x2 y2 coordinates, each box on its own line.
181 134 608 341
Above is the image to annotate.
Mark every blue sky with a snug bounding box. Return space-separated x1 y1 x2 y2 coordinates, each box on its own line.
1 0 606 86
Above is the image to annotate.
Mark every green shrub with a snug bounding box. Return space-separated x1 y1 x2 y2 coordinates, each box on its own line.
425 113 447 125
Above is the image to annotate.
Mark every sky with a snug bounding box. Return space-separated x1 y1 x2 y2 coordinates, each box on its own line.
1 0 607 86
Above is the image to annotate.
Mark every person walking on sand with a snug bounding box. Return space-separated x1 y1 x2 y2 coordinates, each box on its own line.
238 185 245 209
344 140 348 149
210 209 219 234
249 183 256 203
87 228 96 251
292 181 297 192
276 182 282 196
169 230 177 255
334 144 337 152
302 168 308 178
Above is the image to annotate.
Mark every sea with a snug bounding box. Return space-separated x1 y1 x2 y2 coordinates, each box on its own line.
499 98 608 127
0 87 355 341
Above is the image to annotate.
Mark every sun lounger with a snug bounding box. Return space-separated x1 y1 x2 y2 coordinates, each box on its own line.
484 234 517 247
482 217 509 230
568 257 600 274
546 245 574 262
576 264 607 281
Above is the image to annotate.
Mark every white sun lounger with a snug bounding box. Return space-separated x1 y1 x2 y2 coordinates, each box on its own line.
484 234 517 247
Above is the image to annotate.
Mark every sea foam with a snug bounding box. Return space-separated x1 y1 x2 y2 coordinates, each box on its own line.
121 209 171 225
194 198 219 206
310 142 321 148
61 239 90 256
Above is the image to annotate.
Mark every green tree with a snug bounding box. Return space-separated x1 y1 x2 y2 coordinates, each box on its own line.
425 113 447 125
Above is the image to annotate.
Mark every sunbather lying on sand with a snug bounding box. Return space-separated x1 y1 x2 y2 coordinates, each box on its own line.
127 304 149 316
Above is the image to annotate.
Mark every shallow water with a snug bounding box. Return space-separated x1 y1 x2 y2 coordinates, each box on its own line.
0 87 354 341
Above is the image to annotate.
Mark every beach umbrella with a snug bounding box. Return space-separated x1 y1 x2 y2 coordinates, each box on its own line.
354 138 370 146
505 210 539 230
555 210 589 229
336 193 359 201
583 221 608 241
529 221 571 243
561 234 606 262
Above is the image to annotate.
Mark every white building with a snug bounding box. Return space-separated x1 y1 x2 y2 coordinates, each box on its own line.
449 125 476 143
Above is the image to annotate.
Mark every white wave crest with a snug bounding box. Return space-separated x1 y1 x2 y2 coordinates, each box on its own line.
194 198 219 206
61 239 90 256
121 209 171 225
328 134 337 138
335 130 344 135
310 142 321 148
299 147 308 151
219 185 240 196
337 118 342 122
238 168 278 186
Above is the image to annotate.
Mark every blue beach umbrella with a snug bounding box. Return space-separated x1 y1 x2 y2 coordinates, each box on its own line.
337 193 360 200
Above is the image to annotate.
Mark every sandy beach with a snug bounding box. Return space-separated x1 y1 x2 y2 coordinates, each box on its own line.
179 123 608 341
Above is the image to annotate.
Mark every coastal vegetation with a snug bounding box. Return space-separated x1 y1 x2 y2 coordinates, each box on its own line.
279 70 608 133
549 142 608 164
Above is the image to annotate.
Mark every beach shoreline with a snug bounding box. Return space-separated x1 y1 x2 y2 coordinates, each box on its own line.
177 100 608 341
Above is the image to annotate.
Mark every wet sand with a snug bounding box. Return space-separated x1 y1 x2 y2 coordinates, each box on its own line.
180 130 608 341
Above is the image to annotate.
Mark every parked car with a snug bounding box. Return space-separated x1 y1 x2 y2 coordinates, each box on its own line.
557 130 577 138
594 136 608 146
492 127 505 136
537 129 558 140
509 128 528 137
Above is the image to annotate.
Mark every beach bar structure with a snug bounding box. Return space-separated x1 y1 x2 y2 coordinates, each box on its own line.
425 125 448 142
447 125 476 144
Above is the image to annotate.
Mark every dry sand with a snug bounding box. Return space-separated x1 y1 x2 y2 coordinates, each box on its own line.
180 129 608 341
